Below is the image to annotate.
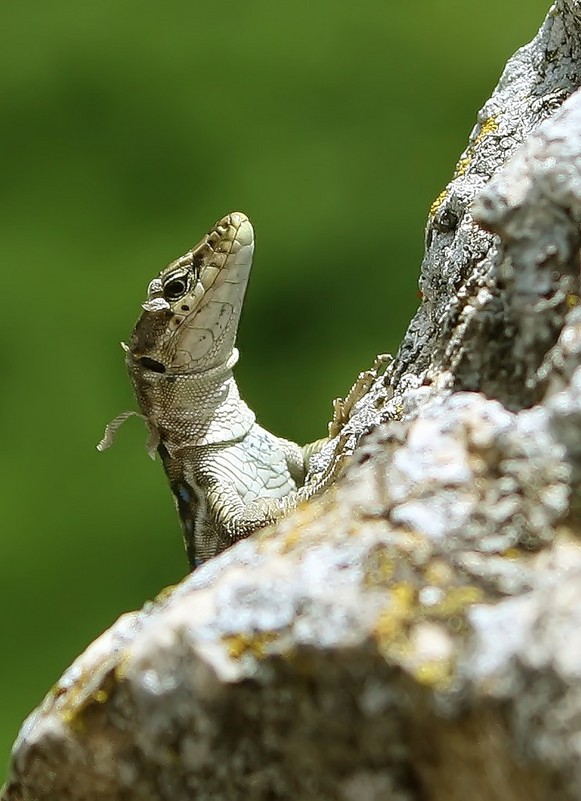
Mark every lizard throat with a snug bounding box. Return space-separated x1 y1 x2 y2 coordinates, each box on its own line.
126 348 255 452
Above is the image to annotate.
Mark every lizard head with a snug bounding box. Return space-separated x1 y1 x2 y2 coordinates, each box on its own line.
127 212 254 374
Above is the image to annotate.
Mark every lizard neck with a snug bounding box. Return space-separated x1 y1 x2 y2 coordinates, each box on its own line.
127 347 256 453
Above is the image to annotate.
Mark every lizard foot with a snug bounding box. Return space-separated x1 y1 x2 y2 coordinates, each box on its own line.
328 353 391 438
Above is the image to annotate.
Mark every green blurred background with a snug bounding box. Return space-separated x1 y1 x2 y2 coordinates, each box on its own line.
1 0 549 776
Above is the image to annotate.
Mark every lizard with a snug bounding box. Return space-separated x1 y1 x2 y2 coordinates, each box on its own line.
98 212 387 568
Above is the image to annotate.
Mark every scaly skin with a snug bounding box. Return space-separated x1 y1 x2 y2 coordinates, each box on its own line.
99 212 387 567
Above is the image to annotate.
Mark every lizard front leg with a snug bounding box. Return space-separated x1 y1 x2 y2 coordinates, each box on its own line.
200 460 343 559
172 430 348 567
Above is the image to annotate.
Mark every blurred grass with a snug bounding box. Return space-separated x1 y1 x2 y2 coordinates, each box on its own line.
0 0 549 778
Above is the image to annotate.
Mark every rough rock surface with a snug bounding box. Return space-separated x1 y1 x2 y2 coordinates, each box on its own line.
7 2 581 800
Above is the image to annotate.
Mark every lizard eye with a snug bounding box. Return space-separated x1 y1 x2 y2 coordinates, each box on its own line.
163 274 189 301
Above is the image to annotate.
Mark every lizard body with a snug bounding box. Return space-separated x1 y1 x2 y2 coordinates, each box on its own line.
99 212 386 567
